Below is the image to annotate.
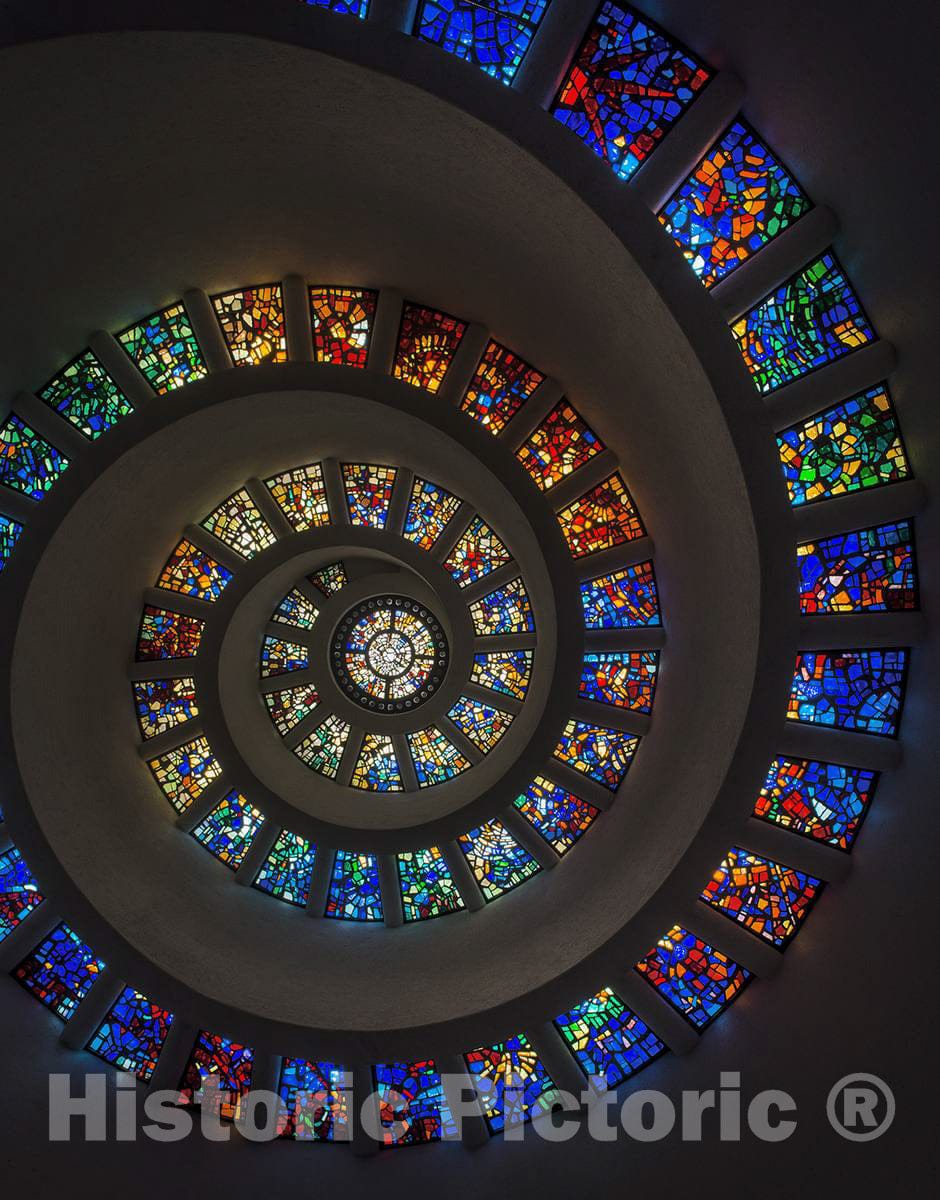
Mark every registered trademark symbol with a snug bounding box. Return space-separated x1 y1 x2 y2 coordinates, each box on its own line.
826 1073 895 1141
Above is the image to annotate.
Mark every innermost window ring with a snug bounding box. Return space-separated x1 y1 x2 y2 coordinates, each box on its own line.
331 595 449 712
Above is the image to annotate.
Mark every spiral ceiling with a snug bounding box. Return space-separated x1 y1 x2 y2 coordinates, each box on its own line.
0 0 931 1170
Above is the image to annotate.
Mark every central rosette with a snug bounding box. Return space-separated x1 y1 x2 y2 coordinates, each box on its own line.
366 629 415 678
331 595 449 712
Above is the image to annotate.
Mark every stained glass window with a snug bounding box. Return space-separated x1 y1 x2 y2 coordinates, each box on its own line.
0 846 44 943
309 286 377 368
402 477 463 551
470 649 533 700
350 732 403 791
701 847 821 947
333 597 450 712
551 2 711 181
277 1058 350 1142
0 413 69 500
461 340 544 434
659 120 810 287
516 401 605 491
87 987 173 1081
294 715 351 778
136 605 205 661
407 725 471 787
580 561 661 628
798 521 916 615
301 0 368 15
776 386 910 506
463 1035 557 1133
191 791 265 870
118 303 207 394
579 650 658 712
514 775 599 854
179 1031 254 1121
211 283 286 366
0 513 24 573
325 850 383 921
444 516 512 587
732 253 874 393
458 819 540 900
39 349 133 439
273 588 321 630
342 462 397 527
447 695 514 751
415 1 549 86
635 926 751 1029
309 560 348 596
557 473 644 558
787 649 907 737
202 489 276 559
397 848 465 922
554 988 665 1088
754 756 877 851
157 538 232 602
133 677 198 740
264 683 320 737
393 304 467 393
147 736 222 814
265 463 331 530
260 636 310 678
254 830 317 906
469 577 535 635
14 922 106 1022
374 1060 455 1146
553 720 638 791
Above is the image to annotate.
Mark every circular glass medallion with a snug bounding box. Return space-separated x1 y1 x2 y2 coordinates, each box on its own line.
331 595 449 711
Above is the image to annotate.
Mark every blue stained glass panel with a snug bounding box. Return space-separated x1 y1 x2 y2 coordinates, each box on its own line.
397 847 465 921
14 922 106 1021
732 253 874 393
0 414 69 500
0 847 44 943
580 561 661 628
39 349 133 439
578 650 658 712
754 756 877 850
554 988 665 1088
553 720 638 791
415 1 549 86
374 1060 456 1145
468 577 534 635
254 830 316 906
513 776 599 854
635 926 751 1029
325 850 383 921
0 513 24 573
659 120 810 287
191 792 266 870
458 819 540 901
798 520 916 614
463 1034 558 1132
302 0 368 15
278 1058 350 1141
87 987 174 1081
551 2 711 181
787 649 907 737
